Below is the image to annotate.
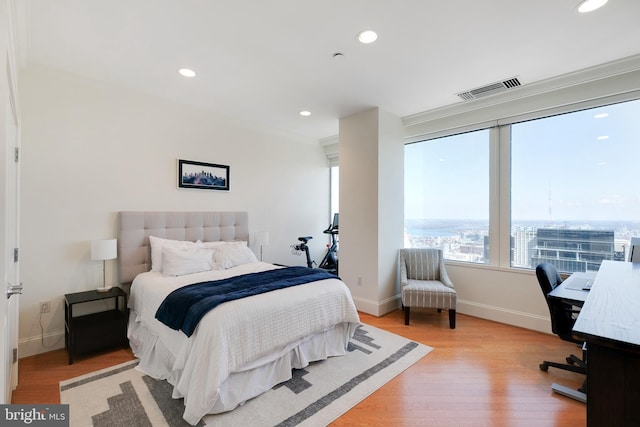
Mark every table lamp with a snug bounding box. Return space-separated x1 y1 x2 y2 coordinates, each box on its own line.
91 239 117 292
254 231 269 261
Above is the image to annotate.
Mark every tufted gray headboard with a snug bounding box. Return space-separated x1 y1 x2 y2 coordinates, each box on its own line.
117 211 249 284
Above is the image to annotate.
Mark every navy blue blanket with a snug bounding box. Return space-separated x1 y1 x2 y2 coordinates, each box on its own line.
155 267 337 337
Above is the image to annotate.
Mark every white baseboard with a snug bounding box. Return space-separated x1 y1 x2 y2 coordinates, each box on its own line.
352 296 381 315
354 294 552 335
457 299 552 334
19 331 65 359
353 294 401 317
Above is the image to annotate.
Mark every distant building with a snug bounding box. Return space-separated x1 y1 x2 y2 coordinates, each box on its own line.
615 239 630 262
530 228 615 272
484 235 490 263
513 228 537 268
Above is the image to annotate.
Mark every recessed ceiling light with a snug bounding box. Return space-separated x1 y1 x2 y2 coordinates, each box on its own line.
577 0 608 13
299 111 311 117
357 30 378 44
597 135 609 140
594 113 609 119
178 68 196 77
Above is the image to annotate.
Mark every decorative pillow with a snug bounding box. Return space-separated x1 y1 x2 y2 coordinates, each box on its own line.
149 235 196 272
211 244 258 270
161 245 215 277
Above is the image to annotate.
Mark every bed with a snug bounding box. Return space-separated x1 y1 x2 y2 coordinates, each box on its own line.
118 211 360 425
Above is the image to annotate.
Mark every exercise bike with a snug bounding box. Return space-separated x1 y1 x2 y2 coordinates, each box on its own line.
291 214 339 275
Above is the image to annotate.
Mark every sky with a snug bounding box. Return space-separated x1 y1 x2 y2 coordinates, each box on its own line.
405 98 640 223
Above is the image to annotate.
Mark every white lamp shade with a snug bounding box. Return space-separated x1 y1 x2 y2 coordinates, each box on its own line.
91 239 117 261
254 231 270 246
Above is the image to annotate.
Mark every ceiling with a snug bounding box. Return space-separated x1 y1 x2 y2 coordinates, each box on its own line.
21 0 640 141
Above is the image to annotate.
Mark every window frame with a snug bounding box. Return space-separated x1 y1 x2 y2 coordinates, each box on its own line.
404 128 492 264
405 90 640 272
329 165 339 224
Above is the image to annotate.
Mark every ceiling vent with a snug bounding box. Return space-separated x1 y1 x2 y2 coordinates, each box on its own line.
456 77 521 101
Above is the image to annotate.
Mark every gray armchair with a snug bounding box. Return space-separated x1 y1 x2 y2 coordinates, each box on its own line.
399 248 457 328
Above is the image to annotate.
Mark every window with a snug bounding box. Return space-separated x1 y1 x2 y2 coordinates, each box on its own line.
405 129 490 263
330 165 339 222
405 96 640 273
510 99 640 273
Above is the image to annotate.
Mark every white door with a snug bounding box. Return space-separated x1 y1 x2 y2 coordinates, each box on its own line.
1 0 22 403
1 103 21 402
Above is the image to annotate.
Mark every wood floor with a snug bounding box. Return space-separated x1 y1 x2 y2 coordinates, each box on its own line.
12 310 586 426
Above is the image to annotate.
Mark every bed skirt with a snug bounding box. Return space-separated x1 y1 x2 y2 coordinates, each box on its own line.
128 310 358 423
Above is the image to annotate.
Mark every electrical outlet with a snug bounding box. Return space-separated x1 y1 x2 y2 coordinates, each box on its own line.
40 301 50 314
357 276 363 286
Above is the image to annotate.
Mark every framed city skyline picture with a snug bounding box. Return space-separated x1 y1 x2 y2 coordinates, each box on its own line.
178 159 230 191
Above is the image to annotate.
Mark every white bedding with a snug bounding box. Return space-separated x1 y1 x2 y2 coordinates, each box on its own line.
127 261 360 425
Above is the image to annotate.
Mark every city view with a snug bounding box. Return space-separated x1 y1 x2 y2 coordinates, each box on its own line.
404 99 640 274
405 218 640 272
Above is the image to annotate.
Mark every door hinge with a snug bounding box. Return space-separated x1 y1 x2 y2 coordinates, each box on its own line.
12 348 17 364
13 248 18 263
14 147 19 163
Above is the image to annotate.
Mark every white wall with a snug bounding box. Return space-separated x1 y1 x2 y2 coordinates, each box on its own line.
446 264 550 332
339 108 404 316
376 109 405 308
18 65 332 357
339 109 379 312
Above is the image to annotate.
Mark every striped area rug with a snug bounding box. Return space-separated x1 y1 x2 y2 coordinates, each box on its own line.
60 324 432 426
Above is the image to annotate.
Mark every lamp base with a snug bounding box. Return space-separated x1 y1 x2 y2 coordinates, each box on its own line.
96 286 112 292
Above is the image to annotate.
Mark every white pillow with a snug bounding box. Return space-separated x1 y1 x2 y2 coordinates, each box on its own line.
197 240 248 249
149 235 196 272
211 244 258 270
161 245 215 277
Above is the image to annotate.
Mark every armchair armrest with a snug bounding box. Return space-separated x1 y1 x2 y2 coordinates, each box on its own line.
400 256 408 288
438 257 454 288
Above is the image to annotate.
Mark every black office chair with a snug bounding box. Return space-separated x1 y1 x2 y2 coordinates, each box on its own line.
535 263 587 394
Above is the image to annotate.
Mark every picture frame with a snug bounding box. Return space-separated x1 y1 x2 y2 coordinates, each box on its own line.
178 159 230 191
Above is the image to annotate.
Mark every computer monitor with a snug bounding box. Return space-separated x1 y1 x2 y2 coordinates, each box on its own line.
629 237 640 263
332 213 339 229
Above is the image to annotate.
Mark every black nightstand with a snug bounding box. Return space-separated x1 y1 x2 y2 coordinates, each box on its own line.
64 287 128 364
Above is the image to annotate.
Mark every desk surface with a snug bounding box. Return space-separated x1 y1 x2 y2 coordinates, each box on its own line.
573 260 640 348
547 271 595 305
